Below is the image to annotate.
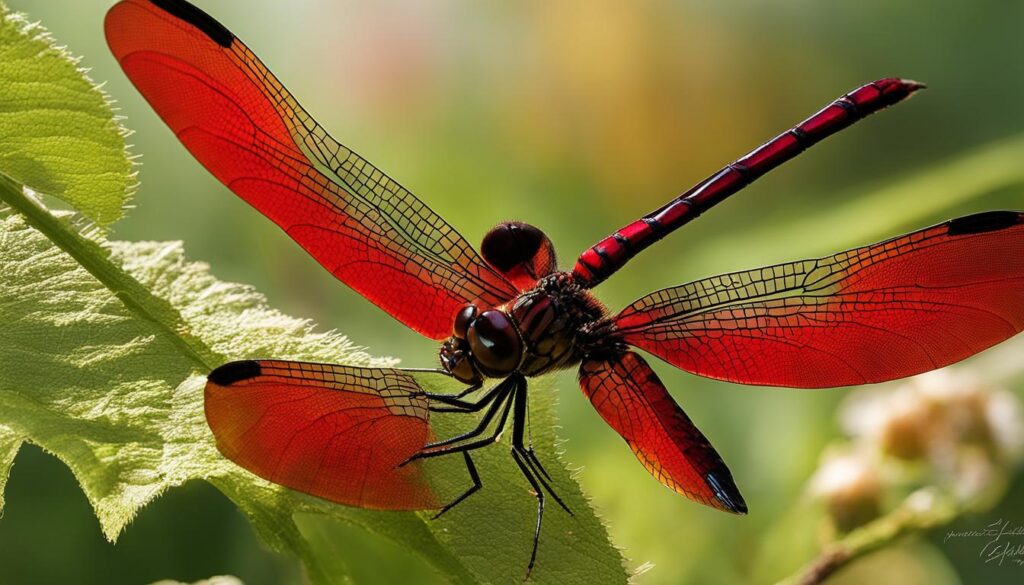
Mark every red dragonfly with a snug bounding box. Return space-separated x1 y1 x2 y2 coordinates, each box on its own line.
107 0 1024 574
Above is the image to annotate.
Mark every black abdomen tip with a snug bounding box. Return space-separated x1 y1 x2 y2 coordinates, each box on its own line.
208 360 261 386
150 0 234 48
947 211 1021 236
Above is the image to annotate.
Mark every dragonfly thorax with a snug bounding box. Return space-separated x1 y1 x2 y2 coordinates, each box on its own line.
440 273 608 383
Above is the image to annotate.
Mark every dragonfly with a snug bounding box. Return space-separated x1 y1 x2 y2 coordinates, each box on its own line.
107 0 1024 575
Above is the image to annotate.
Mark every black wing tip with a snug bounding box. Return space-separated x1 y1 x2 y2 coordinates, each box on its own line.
208 360 262 386
947 210 1022 236
149 0 234 48
705 471 748 515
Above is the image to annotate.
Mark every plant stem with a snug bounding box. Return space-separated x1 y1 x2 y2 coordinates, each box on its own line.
0 174 219 371
776 490 960 585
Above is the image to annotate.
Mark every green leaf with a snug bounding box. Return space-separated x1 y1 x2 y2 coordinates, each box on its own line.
0 191 627 584
0 2 132 226
0 424 21 513
0 5 628 583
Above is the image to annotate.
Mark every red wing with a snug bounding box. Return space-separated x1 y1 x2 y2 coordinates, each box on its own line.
205 360 440 510
105 0 517 340
579 352 746 513
615 211 1024 388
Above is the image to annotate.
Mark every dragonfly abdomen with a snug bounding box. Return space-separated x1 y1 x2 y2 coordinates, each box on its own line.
572 78 926 288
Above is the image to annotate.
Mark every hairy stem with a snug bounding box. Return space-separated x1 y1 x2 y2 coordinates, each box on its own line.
776 490 965 585
0 174 219 371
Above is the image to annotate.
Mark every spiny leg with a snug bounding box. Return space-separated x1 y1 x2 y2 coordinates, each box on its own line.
511 446 544 580
405 385 516 463
524 449 552 482
427 380 502 413
519 449 570 515
413 374 573 577
519 392 557 484
437 381 484 400
419 380 513 452
509 379 571 515
432 451 481 520
522 396 553 482
416 382 514 515
506 376 574 579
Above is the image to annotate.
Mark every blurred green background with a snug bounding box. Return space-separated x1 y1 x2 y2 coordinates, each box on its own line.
2 0 1022 583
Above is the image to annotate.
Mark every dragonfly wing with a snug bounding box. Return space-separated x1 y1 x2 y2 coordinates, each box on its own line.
615 211 1024 388
106 0 518 340
579 352 746 513
205 360 440 510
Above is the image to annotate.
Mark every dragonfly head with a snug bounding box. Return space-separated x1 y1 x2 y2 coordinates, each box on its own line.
441 303 525 383
440 337 482 385
441 303 484 384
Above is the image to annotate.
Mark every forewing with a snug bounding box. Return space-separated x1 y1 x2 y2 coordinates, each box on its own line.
105 0 517 340
205 360 439 510
615 211 1024 388
579 352 746 513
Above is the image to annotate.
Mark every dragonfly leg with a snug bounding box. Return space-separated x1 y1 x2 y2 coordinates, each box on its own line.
509 380 571 515
426 381 499 412
421 380 514 451
510 446 544 580
523 448 552 481
518 447 571 515
432 451 482 520
505 376 580 579
451 382 484 399
403 381 516 464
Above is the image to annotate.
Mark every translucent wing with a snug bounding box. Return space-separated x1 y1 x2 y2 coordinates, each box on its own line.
578 352 746 513
615 211 1024 388
105 0 517 340
205 360 439 509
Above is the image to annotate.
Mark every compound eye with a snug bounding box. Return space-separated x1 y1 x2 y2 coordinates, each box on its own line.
467 310 523 376
453 304 478 339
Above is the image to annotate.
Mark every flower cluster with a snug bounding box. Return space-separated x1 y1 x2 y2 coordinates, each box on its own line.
809 368 1024 533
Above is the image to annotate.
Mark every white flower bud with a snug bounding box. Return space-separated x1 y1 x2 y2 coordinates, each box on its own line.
810 448 882 532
